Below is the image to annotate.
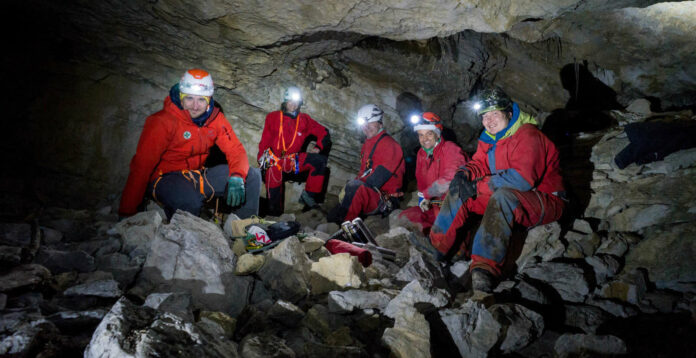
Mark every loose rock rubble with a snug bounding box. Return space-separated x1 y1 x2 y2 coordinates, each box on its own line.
1 110 695 357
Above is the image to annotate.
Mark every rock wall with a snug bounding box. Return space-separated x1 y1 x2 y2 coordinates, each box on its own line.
3 0 695 212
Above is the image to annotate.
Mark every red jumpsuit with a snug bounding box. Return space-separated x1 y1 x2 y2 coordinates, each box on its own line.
399 140 469 233
430 105 565 276
327 131 405 223
258 110 330 213
119 96 249 217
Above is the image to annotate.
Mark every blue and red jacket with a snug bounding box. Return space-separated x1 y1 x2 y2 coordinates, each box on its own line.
119 95 249 216
465 103 564 213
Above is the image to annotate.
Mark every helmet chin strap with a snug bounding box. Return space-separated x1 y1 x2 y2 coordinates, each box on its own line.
284 110 299 119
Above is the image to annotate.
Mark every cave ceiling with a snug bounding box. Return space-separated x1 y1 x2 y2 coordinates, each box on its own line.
5 0 696 206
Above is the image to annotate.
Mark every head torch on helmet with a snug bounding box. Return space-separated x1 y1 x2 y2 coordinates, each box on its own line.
472 87 512 116
283 86 303 103
356 104 384 126
411 112 443 136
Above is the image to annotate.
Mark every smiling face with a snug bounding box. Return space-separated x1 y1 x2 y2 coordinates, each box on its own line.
482 110 511 135
417 129 439 150
361 121 383 139
181 94 210 118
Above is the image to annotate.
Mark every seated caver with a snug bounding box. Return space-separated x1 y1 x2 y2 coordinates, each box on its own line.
429 87 566 292
398 112 469 235
118 68 261 220
327 104 405 224
257 86 331 215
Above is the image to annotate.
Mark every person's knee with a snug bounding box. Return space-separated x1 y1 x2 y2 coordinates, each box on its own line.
305 154 328 175
246 167 262 187
490 188 519 206
168 195 202 216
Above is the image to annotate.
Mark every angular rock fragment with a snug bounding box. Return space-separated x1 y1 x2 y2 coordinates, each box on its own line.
310 253 366 295
553 333 627 358
564 304 611 334
257 237 311 302
0 264 51 292
515 222 564 271
395 247 446 288
268 300 305 327
489 303 545 353
33 248 95 274
585 254 621 286
240 333 295 358
327 289 395 314
521 262 590 303
440 300 502 358
235 253 265 275
84 297 239 358
599 269 647 305
134 211 251 316
144 292 193 321
0 223 32 247
64 279 122 298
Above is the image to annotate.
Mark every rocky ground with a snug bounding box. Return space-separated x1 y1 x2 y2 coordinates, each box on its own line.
2 107 696 357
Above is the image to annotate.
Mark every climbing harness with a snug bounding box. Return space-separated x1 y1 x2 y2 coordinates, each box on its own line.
277 111 300 157
151 168 215 205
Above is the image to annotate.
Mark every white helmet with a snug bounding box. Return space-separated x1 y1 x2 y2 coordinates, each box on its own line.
179 69 214 97
356 104 384 126
283 86 303 103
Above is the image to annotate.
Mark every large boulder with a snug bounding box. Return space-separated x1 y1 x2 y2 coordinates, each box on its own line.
439 300 502 358
382 280 450 358
489 303 545 353
521 262 591 303
133 211 252 316
585 129 696 232
84 297 239 358
622 223 696 292
257 237 312 303
115 210 163 260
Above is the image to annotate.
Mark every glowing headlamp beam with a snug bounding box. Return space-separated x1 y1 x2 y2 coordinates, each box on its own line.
410 115 420 124
472 102 482 111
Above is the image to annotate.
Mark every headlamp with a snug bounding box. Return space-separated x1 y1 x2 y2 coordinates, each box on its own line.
290 92 301 102
357 117 366 126
472 102 482 111
410 114 421 125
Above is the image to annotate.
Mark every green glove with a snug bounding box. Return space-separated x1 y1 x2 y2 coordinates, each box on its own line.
226 176 245 207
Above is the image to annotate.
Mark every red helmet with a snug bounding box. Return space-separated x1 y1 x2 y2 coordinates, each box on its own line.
412 112 443 136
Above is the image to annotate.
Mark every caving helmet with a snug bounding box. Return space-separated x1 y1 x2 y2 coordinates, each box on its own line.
411 112 443 137
472 87 512 116
356 104 384 126
179 69 214 97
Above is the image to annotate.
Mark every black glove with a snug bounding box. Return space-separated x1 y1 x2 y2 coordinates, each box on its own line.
449 170 476 201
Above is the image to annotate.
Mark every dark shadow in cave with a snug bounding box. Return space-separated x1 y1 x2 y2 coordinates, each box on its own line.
396 92 424 193
542 62 623 225
597 312 696 358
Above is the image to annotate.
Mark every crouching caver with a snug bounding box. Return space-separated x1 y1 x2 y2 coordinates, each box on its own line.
327 104 405 224
119 69 261 220
398 112 469 235
429 87 566 292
